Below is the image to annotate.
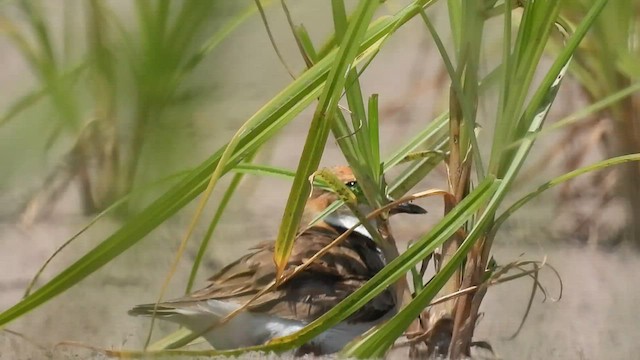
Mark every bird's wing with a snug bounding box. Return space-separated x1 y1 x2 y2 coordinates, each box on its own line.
167 227 393 322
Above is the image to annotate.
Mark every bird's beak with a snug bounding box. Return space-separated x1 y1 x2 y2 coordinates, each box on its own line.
389 200 427 215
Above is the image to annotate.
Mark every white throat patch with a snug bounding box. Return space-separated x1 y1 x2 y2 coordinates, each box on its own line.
325 213 373 239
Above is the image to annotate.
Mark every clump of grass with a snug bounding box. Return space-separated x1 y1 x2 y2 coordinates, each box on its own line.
1 1 243 221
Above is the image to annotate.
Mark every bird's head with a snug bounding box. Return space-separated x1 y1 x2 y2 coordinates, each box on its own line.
302 166 426 238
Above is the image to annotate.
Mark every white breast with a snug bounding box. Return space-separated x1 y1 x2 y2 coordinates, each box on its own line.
166 299 393 353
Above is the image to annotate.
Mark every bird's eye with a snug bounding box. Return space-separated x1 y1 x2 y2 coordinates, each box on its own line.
345 181 357 189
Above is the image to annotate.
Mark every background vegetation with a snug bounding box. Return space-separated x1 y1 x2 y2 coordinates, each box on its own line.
0 0 638 359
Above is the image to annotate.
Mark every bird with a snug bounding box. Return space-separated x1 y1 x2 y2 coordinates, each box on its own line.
128 166 426 355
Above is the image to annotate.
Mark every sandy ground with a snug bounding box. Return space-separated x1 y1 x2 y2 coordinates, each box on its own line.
2 1 640 359
2 216 640 360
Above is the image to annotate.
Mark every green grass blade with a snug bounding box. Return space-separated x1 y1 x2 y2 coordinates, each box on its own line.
0 62 86 127
368 94 381 185
495 153 640 231
496 0 608 179
388 138 448 198
280 0 314 69
489 1 562 174
384 111 448 169
331 0 348 41
273 0 379 277
520 0 609 136
19 1 56 64
509 81 640 148
182 2 268 72
327 0 380 204
447 0 462 52
419 7 485 180
231 163 296 180
295 24 318 64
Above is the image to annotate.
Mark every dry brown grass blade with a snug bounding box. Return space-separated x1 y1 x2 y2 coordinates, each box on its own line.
19 161 76 226
19 120 100 225
506 261 541 340
494 258 563 339
280 0 314 68
255 0 296 79
401 150 448 163
394 256 563 348
2 328 49 352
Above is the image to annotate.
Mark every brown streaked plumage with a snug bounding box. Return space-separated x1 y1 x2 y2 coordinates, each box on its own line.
128 166 426 354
